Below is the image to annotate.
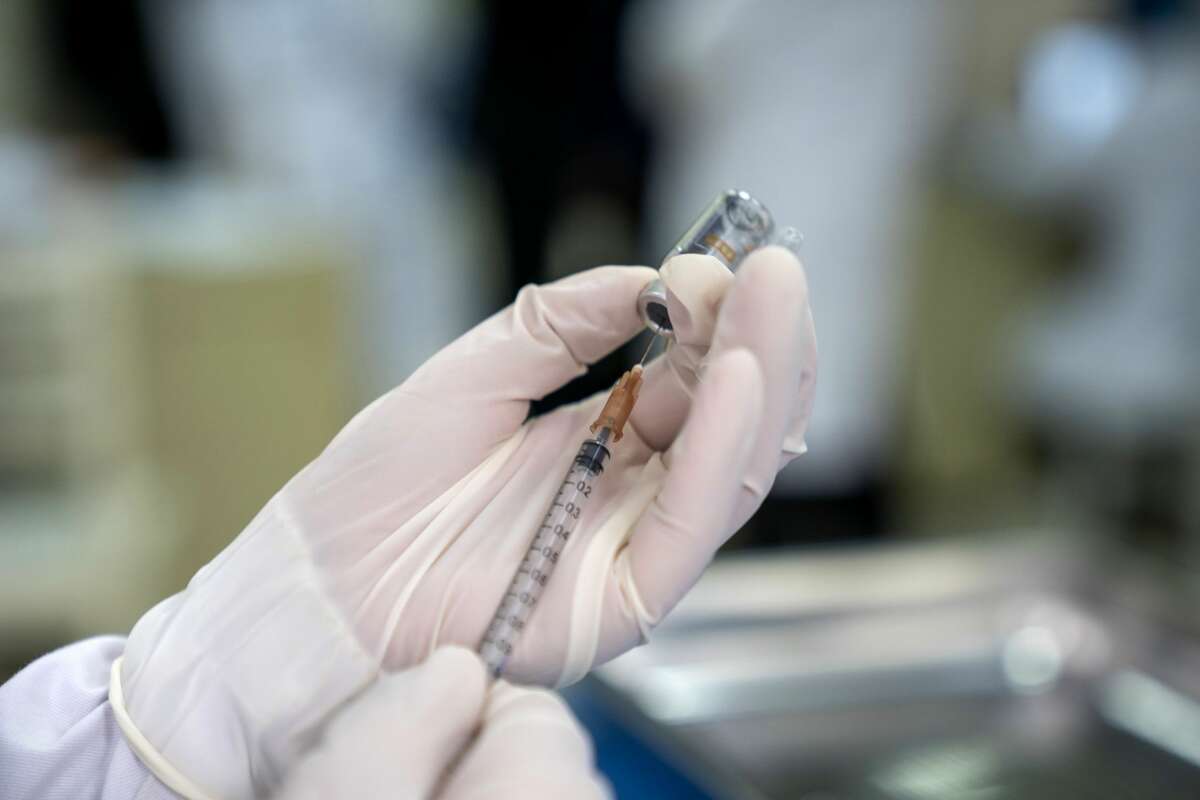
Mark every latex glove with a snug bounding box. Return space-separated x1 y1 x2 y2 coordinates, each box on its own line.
112 246 817 798
279 647 607 800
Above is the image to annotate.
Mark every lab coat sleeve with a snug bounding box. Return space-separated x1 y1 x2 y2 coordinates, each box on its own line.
0 636 177 800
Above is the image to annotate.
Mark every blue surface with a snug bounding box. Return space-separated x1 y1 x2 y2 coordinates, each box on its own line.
564 680 715 800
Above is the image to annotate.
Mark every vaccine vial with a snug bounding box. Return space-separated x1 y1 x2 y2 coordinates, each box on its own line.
637 189 798 336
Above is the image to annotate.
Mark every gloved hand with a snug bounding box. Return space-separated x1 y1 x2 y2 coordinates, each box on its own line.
279 647 608 800
111 247 817 798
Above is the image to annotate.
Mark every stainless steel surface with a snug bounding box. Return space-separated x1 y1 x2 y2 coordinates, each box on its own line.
596 539 1200 799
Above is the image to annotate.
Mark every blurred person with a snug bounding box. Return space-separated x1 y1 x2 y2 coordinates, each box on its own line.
142 0 487 396
467 1 658 421
469 1 652 293
626 0 962 537
0 248 817 798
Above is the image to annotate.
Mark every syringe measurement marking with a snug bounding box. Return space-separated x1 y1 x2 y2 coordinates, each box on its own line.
478 460 597 673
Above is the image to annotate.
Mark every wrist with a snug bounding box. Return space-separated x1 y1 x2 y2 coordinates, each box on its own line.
115 498 377 799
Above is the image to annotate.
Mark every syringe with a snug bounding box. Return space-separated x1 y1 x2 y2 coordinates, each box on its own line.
479 346 651 678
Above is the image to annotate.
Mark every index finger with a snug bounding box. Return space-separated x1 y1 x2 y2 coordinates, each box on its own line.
405 266 657 433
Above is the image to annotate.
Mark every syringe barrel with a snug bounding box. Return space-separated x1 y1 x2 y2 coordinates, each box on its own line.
478 433 610 678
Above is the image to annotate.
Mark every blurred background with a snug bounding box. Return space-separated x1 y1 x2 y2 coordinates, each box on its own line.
3 0 1200 797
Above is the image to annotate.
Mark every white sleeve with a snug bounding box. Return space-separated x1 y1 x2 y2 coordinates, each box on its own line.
0 636 177 800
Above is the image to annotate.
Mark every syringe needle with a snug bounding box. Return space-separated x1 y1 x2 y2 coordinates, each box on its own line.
637 334 658 366
478 340 652 679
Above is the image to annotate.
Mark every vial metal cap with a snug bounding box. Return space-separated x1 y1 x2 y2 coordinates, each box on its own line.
637 280 674 336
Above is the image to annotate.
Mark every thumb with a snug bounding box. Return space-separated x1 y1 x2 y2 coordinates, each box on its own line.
278 647 486 800
629 254 734 450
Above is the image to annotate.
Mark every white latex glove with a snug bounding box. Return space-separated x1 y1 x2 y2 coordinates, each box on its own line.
111 247 817 798
279 647 608 800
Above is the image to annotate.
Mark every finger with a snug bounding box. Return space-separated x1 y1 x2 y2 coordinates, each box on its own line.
406 265 657 422
279 647 486 800
660 254 733 350
623 349 764 627
293 265 659 535
707 247 816 525
629 254 733 449
440 682 609 800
